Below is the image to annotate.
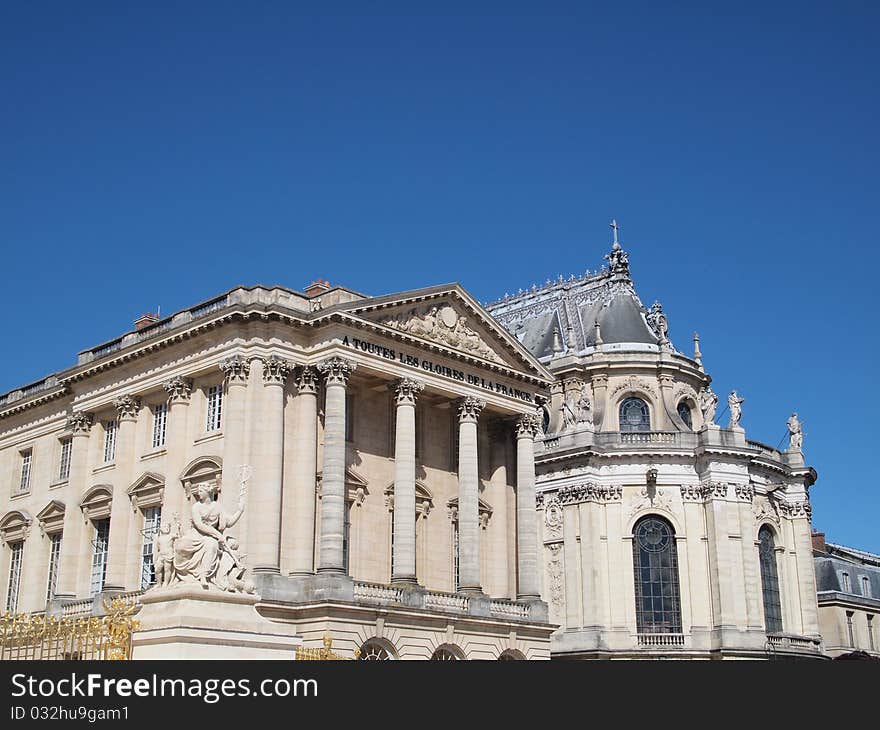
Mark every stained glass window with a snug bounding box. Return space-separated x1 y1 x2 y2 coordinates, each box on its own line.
620 397 650 432
758 526 783 633
632 516 681 633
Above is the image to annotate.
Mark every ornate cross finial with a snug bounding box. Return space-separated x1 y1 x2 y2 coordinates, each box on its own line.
610 218 619 245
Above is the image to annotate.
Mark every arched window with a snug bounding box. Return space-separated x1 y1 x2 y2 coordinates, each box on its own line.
431 644 465 660
632 516 681 634
620 397 650 432
358 638 396 660
677 401 693 430
497 649 526 660
758 526 783 633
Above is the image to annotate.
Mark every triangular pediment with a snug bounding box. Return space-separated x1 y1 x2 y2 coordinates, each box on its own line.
36 500 66 533
339 285 553 381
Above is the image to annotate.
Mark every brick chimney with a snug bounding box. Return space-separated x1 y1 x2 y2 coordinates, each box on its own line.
134 312 160 330
304 279 331 297
811 529 827 554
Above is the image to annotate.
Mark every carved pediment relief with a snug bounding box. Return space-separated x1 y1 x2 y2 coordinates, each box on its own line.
381 303 503 364
36 500 66 535
128 472 165 511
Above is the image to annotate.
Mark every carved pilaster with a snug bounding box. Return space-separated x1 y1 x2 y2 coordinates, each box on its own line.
457 396 486 424
113 394 141 421
220 355 250 385
391 377 424 406
294 366 320 395
262 355 293 386
317 356 357 386
66 411 93 435
163 376 192 404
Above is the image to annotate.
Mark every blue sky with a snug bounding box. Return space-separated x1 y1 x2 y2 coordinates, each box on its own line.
1 2 878 550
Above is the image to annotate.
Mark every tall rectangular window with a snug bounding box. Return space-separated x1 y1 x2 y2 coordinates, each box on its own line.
140 507 162 589
452 520 460 591
90 519 110 596
151 403 167 449
5 542 23 612
206 385 223 432
18 449 33 494
103 420 117 463
46 533 62 602
846 611 856 647
342 502 351 573
842 572 851 592
862 576 872 598
868 615 876 652
58 438 72 481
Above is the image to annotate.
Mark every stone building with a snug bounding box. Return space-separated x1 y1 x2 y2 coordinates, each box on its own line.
812 532 880 658
486 224 823 658
0 280 554 659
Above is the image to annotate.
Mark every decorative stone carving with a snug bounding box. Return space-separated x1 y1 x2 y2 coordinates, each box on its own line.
294 366 320 395
705 481 728 499
673 383 699 408
382 304 501 363
317 356 357 386
735 484 755 502
164 466 255 593
163 376 192 404
220 355 250 385
557 482 622 505
630 487 675 516
262 356 293 386
728 390 745 429
779 500 812 520
113 394 141 421
611 375 657 400
787 412 803 451
457 396 486 424
604 232 629 275
152 513 180 588
699 387 718 426
391 377 424 406
562 382 593 430
66 411 93 435
680 484 709 502
543 495 563 540
516 412 541 438
547 543 564 614
647 301 670 347
753 495 781 526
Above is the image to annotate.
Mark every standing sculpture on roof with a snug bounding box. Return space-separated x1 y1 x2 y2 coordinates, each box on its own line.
700 387 718 426
728 390 745 429
787 412 803 451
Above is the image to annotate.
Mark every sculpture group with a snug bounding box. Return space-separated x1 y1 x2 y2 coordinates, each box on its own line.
384 304 501 362
151 465 255 594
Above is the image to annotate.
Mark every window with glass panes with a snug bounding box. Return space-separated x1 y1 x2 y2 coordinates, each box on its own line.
206 385 223 432
5 542 23 612
152 403 167 448
620 397 650 432
452 519 460 591
103 420 117 462
18 450 32 493
90 520 110 596
46 533 62 602
758 526 783 633
140 507 161 589
58 438 72 481
632 516 682 633
677 401 693 429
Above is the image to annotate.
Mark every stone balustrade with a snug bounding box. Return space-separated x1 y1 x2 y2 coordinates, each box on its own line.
636 632 686 648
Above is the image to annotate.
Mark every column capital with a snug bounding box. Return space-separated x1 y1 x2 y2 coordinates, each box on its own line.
65 411 93 436
457 396 486 424
220 355 250 385
262 355 293 386
163 375 193 404
318 356 357 387
113 394 141 422
294 366 320 395
391 377 424 406
515 412 541 439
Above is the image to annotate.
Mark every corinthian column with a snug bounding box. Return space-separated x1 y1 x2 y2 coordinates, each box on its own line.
457 396 485 594
55 412 92 599
161 376 192 524
515 413 541 600
219 356 250 516
316 356 356 574
288 367 319 576
391 377 424 585
104 394 140 591
250 355 291 573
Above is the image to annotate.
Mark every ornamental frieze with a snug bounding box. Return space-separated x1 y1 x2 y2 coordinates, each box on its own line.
734 484 755 503
557 482 622 505
382 304 502 363
778 500 812 520
610 375 658 400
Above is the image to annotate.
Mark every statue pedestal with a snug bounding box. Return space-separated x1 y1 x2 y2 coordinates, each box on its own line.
131 583 302 660
784 449 805 467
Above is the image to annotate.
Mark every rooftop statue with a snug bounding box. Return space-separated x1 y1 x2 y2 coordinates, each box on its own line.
728 390 745 429
604 219 630 275
787 412 803 451
648 301 670 347
699 387 718 426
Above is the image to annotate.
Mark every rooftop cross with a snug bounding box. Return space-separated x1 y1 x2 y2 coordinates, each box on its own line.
610 218 619 245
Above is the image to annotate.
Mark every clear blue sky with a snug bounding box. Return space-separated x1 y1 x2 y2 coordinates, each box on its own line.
1 3 877 551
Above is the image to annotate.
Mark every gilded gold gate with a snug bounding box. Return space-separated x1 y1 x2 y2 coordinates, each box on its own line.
0 597 139 661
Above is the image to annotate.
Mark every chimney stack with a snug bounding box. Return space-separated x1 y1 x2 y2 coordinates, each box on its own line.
134 312 160 330
305 279 331 297
811 529 827 554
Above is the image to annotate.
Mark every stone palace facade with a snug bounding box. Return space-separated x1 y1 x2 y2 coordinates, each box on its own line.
0 226 830 659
